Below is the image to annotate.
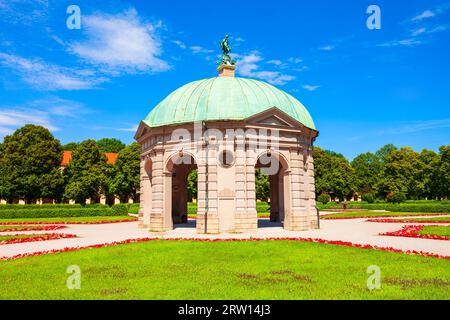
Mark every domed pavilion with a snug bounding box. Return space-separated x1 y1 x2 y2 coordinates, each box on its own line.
135 37 319 234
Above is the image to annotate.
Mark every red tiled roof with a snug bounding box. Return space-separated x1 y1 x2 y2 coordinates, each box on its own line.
61 151 72 166
104 153 118 165
61 151 118 167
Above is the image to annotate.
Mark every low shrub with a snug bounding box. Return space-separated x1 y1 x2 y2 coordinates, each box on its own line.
256 202 270 213
317 201 450 213
317 194 331 205
0 204 131 219
128 203 140 214
361 193 375 204
0 204 108 210
386 192 407 204
111 204 129 216
357 203 450 213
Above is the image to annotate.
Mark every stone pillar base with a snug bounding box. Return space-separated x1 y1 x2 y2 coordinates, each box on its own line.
138 222 150 229
196 213 220 234
149 212 172 232
234 212 257 233
284 214 310 231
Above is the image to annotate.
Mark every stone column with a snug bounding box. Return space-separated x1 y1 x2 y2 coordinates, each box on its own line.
234 143 257 233
285 150 310 231
149 150 169 231
196 146 220 234
306 149 319 229
139 157 151 228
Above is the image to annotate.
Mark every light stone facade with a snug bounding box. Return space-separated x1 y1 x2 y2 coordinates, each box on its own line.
135 109 319 234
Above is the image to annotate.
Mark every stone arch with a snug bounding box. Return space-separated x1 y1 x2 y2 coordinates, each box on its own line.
165 150 199 173
255 150 291 226
164 151 198 226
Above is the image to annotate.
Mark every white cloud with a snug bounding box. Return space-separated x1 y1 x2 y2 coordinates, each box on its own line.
378 119 450 135
288 57 303 64
410 3 450 22
172 40 187 49
0 0 49 25
411 27 427 36
235 51 295 85
266 59 283 66
378 39 422 47
411 10 436 21
0 98 89 138
69 9 170 74
319 45 335 51
117 125 139 132
302 85 320 91
293 66 309 72
0 52 105 90
190 46 214 54
428 24 450 33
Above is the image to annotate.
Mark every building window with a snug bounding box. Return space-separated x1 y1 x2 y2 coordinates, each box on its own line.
219 150 235 168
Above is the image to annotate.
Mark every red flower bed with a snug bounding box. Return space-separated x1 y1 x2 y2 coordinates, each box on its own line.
380 225 450 241
0 233 77 245
1 235 449 261
0 225 66 233
0 219 137 226
368 218 450 224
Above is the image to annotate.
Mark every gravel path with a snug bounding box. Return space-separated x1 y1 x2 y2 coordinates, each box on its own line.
0 217 449 259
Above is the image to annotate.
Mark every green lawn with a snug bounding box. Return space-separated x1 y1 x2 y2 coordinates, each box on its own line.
0 240 449 299
419 226 450 238
322 211 450 219
0 234 44 242
0 216 136 224
0 225 55 231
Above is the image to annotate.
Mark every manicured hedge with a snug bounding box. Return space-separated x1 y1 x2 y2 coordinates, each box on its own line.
0 204 130 219
128 203 140 215
0 204 108 210
353 203 450 213
317 201 450 213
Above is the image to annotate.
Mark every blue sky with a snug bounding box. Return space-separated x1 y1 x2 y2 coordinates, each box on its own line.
0 0 449 159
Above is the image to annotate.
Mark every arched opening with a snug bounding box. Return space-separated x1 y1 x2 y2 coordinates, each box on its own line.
166 153 198 229
255 152 290 229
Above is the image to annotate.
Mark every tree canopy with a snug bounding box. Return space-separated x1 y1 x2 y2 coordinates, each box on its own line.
63 140 111 204
97 138 126 153
109 142 141 202
1 125 64 203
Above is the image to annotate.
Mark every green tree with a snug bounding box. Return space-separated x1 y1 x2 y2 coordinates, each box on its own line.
1 125 64 203
313 147 355 201
0 142 12 201
97 138 125 153
109 143 141 202
64 140 110 204
351 152 382 195
381 147 424 199
255 168 270 201
438 145 450 199
419 149 441 200
187 170 198 202
376 144 398 162
62 142 78 151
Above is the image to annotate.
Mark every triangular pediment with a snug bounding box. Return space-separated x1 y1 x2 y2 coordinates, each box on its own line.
255 115 293 127
245 107 303 129
134 121 151 141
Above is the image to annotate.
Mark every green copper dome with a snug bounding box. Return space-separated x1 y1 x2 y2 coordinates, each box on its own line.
143 77 316 130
